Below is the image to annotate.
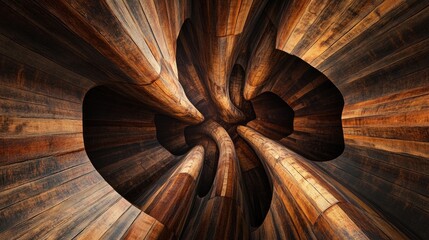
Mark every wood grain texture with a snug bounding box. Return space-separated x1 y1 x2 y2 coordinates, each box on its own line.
138 146 204 238
189 0 267 123
273 1 429 237
0 49 150 239
238 125 407 240
183 120 250 239
34 0 203 124
0 0 428 239
83 86 180 204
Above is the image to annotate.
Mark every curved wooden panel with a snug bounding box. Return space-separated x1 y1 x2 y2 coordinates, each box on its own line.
36 0 203 124
238 125 407 239
140 146 204 238
183 120 249 239
0 37 155 240
248 92 294 140
83 86 180 204
0 0 427 239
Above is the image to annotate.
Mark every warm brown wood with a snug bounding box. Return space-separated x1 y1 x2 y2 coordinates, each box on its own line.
36 0 203 124
83 86 180 203
272 1 429 238
123 211 173 240
0 0 428 239
238 125 408 240
244 15 285 100
189 0 267 123
183 120 250 239
138 146 204 238
234 137 272 227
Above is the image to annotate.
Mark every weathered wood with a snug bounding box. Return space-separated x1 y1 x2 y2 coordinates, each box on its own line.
238 125 408 240
140 146 204 238
244 16 284 100
83 86 181 203
235 137 272 227
33 0 203 124
190 0 267 123
0 0 428 239
123 211 173 240
183 120 250 239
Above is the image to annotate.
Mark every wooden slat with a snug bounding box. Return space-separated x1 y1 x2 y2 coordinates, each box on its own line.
99 206 141 240
0 171 102 232
238 125 408 239
5 182 111 240
74 198 131 239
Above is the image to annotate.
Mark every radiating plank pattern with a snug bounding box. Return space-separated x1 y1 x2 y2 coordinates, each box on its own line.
240 7 345 161
247 92 294 140
0 0 428 239
189 0 268 123
175 20 218 119
34 0 202 124
182 120 250 239
83 86 180 203
0 0 200 238
274 0 429 237
238 126 407 240
246 52 345 160
0 35 151 239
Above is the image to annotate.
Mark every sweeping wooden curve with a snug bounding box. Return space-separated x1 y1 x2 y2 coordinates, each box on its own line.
238 126 407 240
0 0 428 239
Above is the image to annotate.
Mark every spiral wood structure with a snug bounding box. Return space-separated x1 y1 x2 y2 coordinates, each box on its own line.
1 0 428 239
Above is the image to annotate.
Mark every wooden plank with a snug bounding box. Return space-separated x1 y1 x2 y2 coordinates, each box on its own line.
3 182 110 240
0 171 102 232
123 212 172 240
0 150 88 191
0 117 81 137
238 126 407 239
99 206 141 240
74 198 131 239
311 0 405 67
0 163 94 209
41 190 121 240
0 133 84 166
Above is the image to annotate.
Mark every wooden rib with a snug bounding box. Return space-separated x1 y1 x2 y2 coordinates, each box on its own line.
238 125 407 239
244 18 284 100
186 120 249 239
0 0 428 238
36 0 203 124
140 146 204 238
123 211 173 240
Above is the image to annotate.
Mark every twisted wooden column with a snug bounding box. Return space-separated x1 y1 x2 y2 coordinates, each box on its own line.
244 16 285 100
138 146 204 238
238 125 407 239
36 0 204 124
185 120 249 239
0 0 427 238
191 0 264 123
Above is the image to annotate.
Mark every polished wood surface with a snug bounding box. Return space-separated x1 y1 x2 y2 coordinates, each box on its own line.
238 126 407 239
0 0 428 239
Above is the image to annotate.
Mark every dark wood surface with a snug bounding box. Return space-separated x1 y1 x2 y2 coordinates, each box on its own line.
0 0 428 239
238 126 407 240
